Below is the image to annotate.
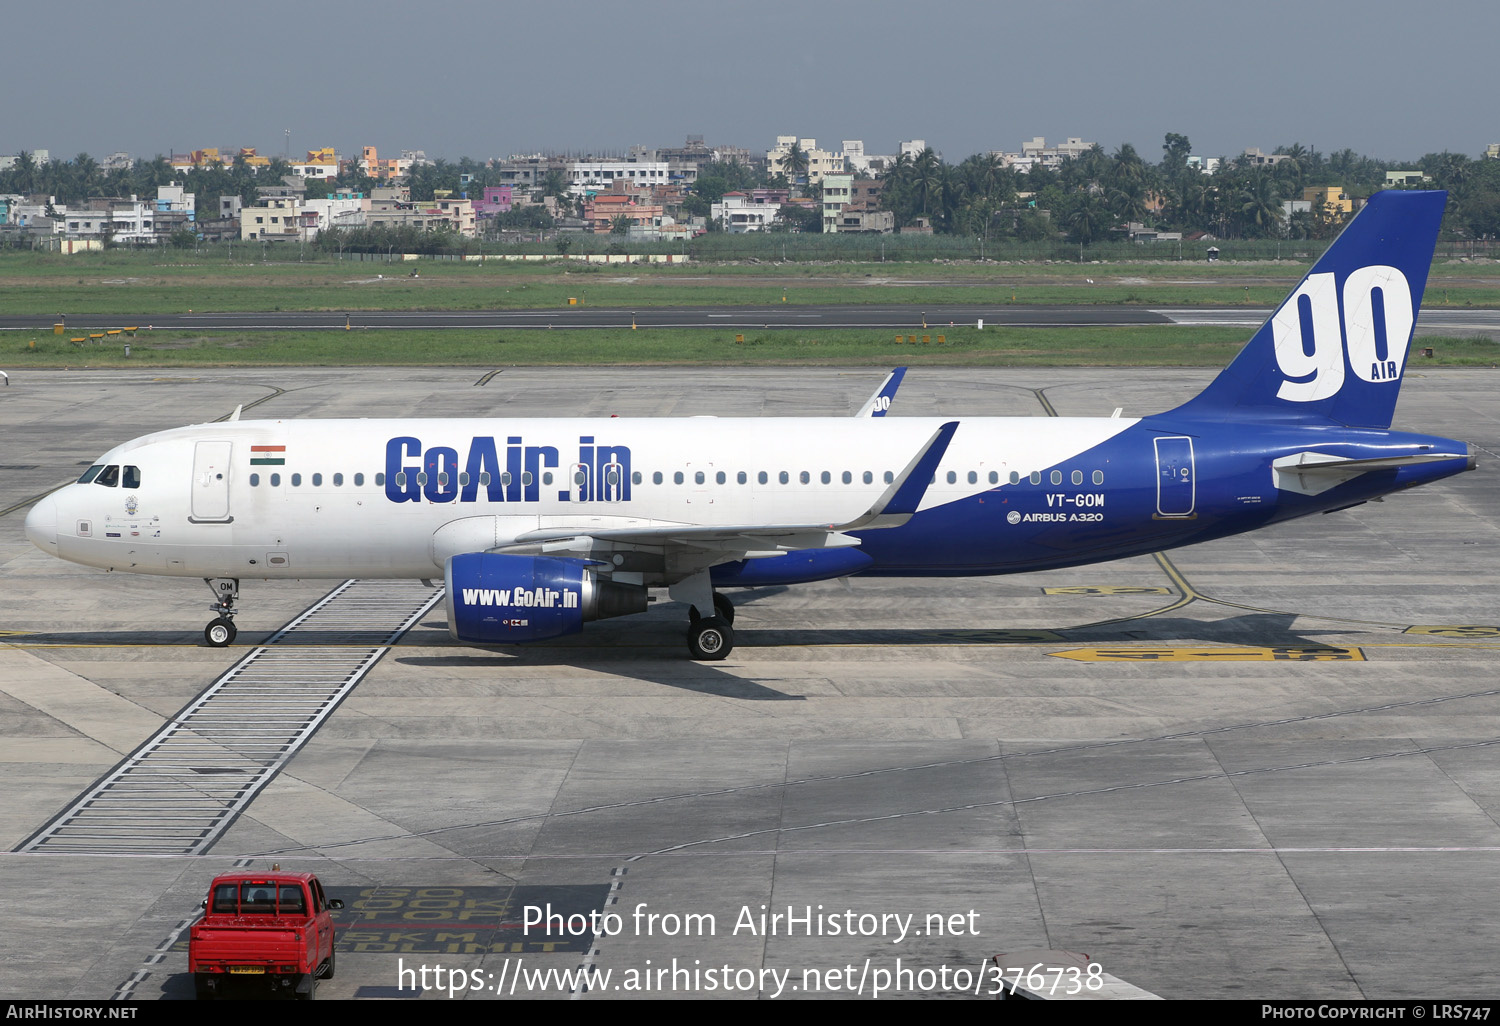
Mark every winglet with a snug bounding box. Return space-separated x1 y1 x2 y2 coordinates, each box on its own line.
856 367 907 417
840 420 958 529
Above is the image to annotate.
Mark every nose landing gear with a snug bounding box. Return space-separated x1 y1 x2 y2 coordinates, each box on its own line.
203 578 239 647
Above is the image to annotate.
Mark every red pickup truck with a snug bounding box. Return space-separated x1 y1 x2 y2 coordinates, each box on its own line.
189 872 343 1000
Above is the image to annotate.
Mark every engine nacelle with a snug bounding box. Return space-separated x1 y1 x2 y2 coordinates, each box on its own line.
445 553 647 644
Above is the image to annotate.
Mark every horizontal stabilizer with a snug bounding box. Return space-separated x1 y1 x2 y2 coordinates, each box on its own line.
1272 449 1472 495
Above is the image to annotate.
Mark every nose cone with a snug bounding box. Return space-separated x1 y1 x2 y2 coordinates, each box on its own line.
25 493 58 556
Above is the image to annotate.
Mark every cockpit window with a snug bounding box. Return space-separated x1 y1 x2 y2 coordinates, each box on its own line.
94 465 120 487
122 466 141 489
77 465 104 484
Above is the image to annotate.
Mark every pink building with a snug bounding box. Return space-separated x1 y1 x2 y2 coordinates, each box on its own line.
474 186 513 216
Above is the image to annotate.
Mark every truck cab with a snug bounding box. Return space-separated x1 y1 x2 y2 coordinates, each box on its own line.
188 872 342 1000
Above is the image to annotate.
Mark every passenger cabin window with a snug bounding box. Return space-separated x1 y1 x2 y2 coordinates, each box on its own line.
312 473 323 486
249 473 260 486
291 473 303 486
95 465 120 487
270 473 281 486
333 473 344 486
1093 470 1104 485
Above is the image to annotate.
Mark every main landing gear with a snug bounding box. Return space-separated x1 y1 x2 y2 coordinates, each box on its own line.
203 578 239 647
687 592 735 660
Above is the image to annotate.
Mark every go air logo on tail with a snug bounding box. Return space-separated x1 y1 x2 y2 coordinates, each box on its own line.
461 586 580 609
1273 264 1414 402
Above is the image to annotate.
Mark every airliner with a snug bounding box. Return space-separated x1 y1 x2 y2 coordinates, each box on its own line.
23 191 1474 659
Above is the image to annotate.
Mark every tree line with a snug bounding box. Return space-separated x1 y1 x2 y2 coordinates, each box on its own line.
4 138 1499 245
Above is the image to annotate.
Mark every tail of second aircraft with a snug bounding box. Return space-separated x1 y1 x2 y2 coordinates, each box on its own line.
1170 189 1446 429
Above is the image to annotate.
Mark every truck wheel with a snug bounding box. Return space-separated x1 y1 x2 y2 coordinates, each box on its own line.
320 949 336 980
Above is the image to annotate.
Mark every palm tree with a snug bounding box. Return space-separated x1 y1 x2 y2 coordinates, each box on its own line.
911 147 943 218
1109 181 1149 225
1239 173 1284 238
1068 192 1110 244
777 142 809 185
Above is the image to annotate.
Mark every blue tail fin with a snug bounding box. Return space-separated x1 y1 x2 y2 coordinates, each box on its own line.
1172 190 1446 429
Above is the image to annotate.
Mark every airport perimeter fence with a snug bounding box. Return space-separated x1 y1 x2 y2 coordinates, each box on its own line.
4 233 1496 265
162 235 1343 265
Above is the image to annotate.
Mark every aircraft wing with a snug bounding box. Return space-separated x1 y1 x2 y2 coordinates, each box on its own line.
500 420 959 573
855 367 906 417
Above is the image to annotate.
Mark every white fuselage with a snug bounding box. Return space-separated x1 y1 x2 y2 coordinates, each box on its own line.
26 415 1137 580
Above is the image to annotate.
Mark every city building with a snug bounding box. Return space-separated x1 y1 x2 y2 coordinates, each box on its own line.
583 182 663 234
1243 148 1293 167
766 136 845 185
820 173 853 233
835 210 894 233
568 160 670 196
291 147 339 179
841 140 894 177
711 192 778 233
1385 170 1431 186
1303 185 1352 216
240 194 303 241
473 186 513 217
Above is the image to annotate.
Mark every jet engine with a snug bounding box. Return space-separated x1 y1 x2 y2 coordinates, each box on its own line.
444 553 647 644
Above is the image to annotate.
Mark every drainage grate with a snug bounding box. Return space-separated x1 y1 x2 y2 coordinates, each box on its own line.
16 580 443 856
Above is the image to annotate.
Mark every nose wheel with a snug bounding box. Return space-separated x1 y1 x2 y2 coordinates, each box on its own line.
205 617 237 647
203 578 240 647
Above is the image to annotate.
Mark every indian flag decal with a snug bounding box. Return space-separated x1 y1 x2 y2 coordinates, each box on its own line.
250 444 286 466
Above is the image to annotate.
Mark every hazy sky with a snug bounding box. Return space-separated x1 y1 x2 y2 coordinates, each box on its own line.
8 0 1495 165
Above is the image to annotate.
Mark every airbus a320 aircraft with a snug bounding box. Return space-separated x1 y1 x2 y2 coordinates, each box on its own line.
24 191 1474 660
